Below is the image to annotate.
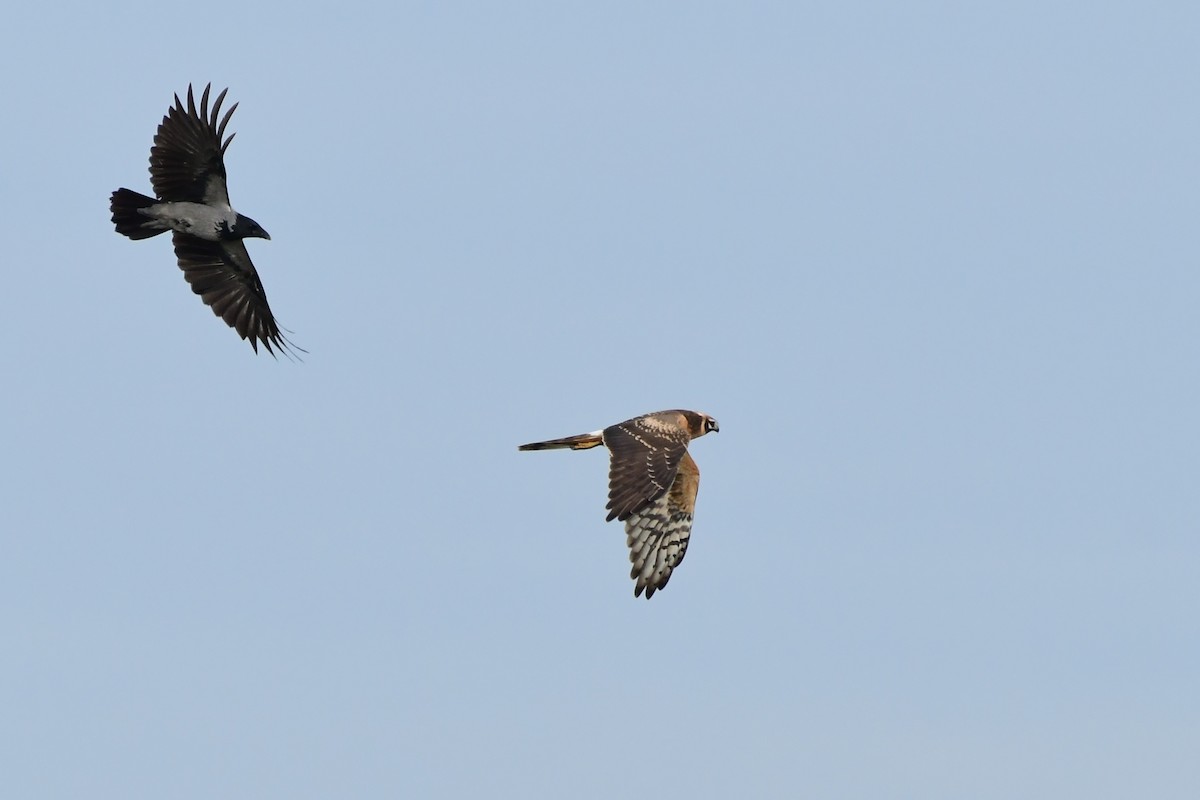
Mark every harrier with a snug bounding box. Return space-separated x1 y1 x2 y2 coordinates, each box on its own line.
519 409 719 599
110 84 299 357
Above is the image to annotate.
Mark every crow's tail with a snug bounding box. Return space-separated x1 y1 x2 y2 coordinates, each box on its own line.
110 188 164 239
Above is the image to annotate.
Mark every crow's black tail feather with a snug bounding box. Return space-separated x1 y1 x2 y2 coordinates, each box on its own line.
110 188 163 239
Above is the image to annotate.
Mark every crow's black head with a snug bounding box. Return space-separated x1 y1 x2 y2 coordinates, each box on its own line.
234 214 271 241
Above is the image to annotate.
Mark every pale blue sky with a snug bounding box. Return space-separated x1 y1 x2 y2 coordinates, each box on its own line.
3 2 1198 798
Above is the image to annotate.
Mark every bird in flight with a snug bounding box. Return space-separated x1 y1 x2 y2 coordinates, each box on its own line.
110 84 300 357
519 409 719 599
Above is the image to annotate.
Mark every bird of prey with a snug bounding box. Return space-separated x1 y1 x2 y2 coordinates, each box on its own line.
519 409 719 599
110 83 299 357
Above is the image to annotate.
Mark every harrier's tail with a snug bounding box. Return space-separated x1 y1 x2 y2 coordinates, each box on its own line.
110 188 164 240
518 431 604 451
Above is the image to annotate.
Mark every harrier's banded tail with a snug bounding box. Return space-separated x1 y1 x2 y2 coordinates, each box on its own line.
110 188 164 240
518 431 604 451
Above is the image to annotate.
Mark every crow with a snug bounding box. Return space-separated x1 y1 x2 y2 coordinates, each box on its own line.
110 84 300 357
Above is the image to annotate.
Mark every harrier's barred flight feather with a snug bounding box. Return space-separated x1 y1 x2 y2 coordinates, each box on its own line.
519 410 719 599
109 84 300 357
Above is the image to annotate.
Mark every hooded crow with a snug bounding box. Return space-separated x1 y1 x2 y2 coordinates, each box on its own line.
110 84 300 357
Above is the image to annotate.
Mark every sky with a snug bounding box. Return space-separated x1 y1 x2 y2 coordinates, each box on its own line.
2 2 1199 797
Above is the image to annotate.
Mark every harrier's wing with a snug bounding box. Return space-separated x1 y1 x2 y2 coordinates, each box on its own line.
603 413 692 522
172 233 299 358
625 451 699 599
150 83 236 205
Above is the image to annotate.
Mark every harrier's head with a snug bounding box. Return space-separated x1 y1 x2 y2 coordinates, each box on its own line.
682 411 718 437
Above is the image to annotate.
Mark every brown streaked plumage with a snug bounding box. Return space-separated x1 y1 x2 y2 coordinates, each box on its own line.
518 409 719 599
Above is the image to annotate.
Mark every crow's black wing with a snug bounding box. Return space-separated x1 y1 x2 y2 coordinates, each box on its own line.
172 233 300 358
150 84 236 205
